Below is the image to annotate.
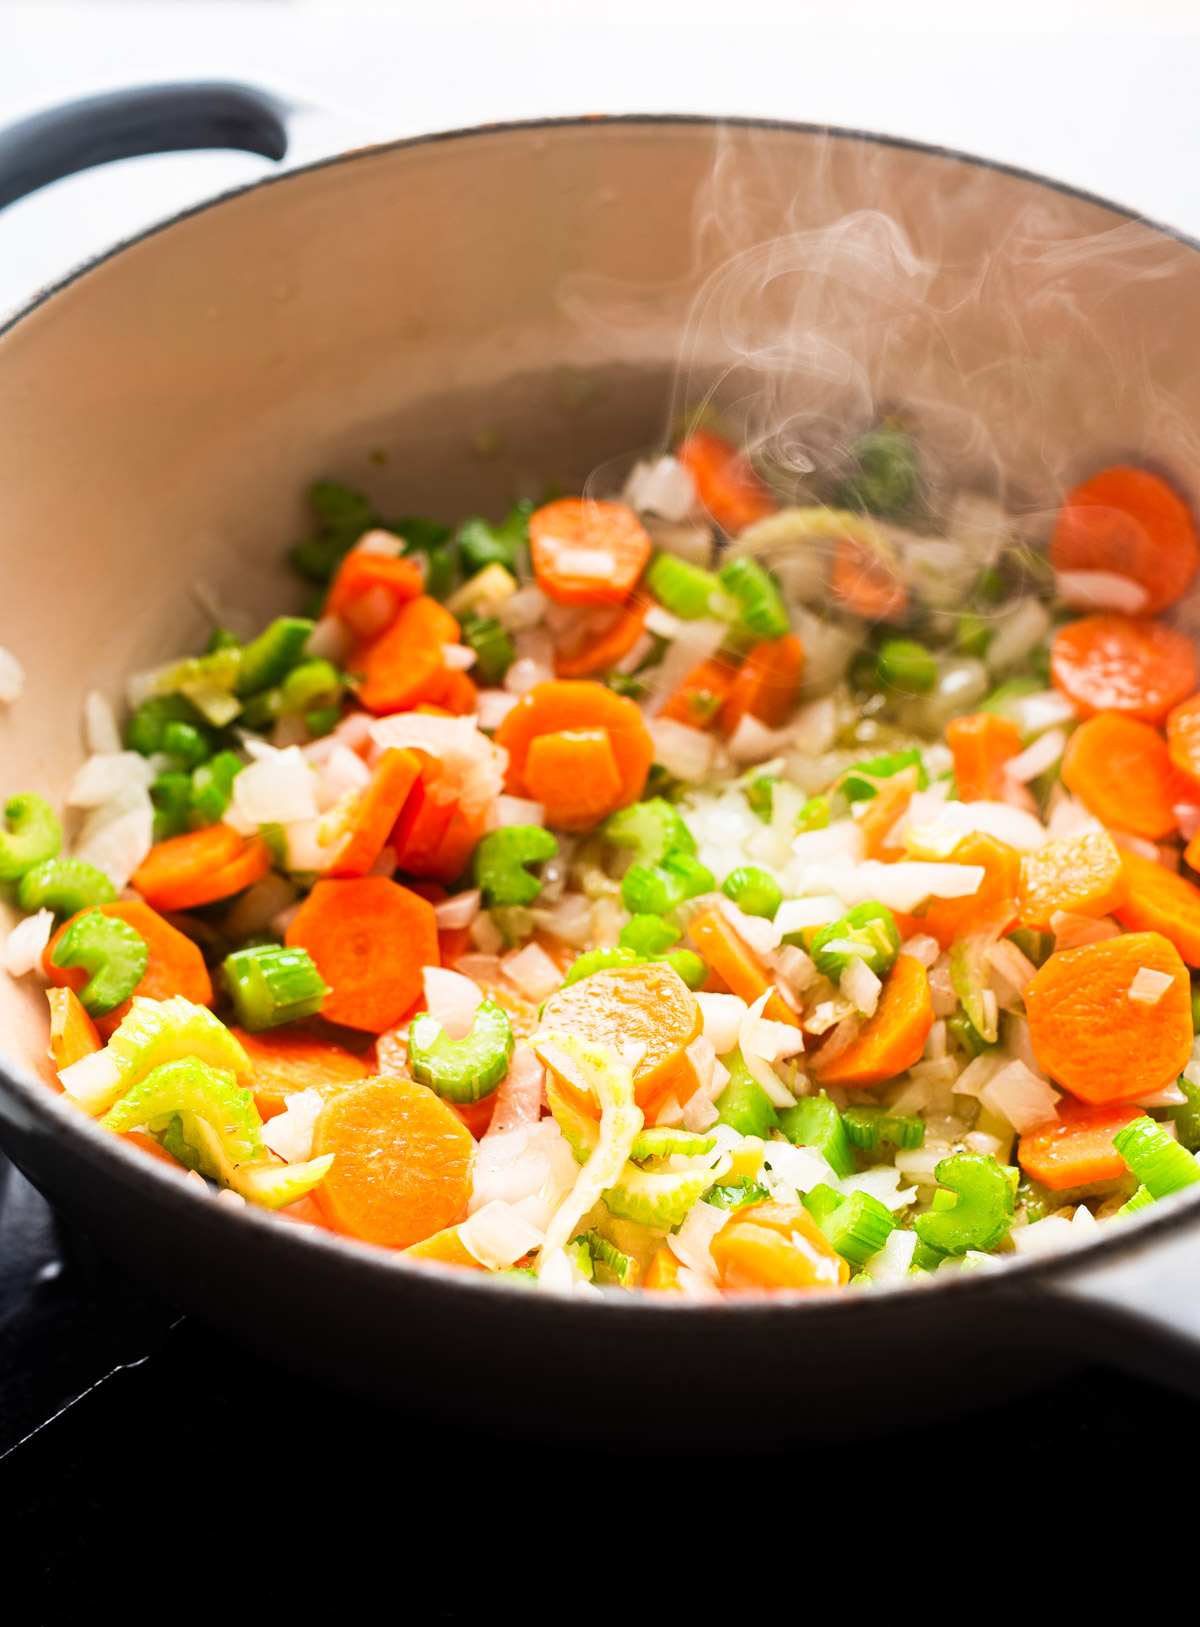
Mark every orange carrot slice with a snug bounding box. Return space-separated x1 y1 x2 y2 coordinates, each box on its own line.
1018 1096 1147 1191
1050 613 1196 726
555 597 649 678
1166 692 1200 788
403 1223 487 1270
329 747 422 880
46 987 101 1071
813 955 935 1088
829 534 906 620
1025 930 1192 1103
659 656 739 730
425 667 478 717
524 729 625 831
1061 711 1184 839
325 550 424 636
229 1025 371 1120
946 712 1023 802
529 498 652 606
1114 849 1200 967
495 679 653 810
675 429 777 536
44 899 213 1037
710 1201 848 1290
854 765 920 862
688 906 799 1027
719 635 804 733
356 594 460 715
1048 465 1200 615
130 824 242 911
286 876 439 1033
1018 831 1129 931
643 1246 684 1294
920 833 1021 950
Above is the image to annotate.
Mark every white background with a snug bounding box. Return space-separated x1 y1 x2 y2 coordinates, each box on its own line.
2 0 1200 315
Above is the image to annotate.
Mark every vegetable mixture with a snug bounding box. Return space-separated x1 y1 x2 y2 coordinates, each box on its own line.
6 422 1200 1297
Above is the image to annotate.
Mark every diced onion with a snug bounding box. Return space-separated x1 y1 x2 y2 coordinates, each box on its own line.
66 752 154 808
0 646 25 704
83 690 122 755
761 1138 835 1195
1055 570 1149 614
738 992 795 1107
1004 728 1065 785
468 1120 578 1214
622 455 697 521
841 955 882 1017
458 1200 546 1269
370 713 507 820
645 617 729 719
952 1050 1007 1098
925 798 1048 853
496 585 549 633
74 787 154 888
422 966 485 1040
477 689 520 731
531 892 592 949
229 746 319 827
900 933 940 968
1010 689 1077 736
1130 966 1175 1005
773 895 843 937
715 897 781 957
985 598 1050 673
495 795 545 828
852 859 985 914
59 1046 122 1113
434 889 481 930
728 714 797 765
979 1058 1060 1132
791 820 865 867
695 992 749 1055
1109 829 1162 862
986 938 1037 1006
646 718 716 783
5 909 53 976
354 528 404 557
667 1198 729 1280
262 1088 324 1163
500 942 561 1003
442 642 477 671
317 743 371 811
485 1046 545 1138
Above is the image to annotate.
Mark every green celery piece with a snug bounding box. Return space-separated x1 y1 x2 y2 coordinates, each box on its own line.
714 1051 779 1140
796 795 830 833
1016 1172 1134 1224
17 856 115 916
159 719 210 769
151 770 193 840
281 659 342 714
461 616 515 685
564 1237 595 1282
975 565 1007 605
819 1189 896 1265
584 1229 638 1288
51 911 148 1017
706 1175 772 1211
663 950 707 990
223 945 328 1032
619 914 681 956
949 931 999 1044
409 1000 514 1103
630 1126 716 1162
546 1076 600 1166
877 638 937 694
456 502 532 575
103 1056 266 1166
306 705 341 739
561 947 645 988
620 852 713 917
473 826 558 908
646 552 721 620
746 774 777 823
717 555 789 640
0 793 62 881
1007 926 1053 968
842 1104 926 1151
946 1010 989 1059
841 749 927 804
722 866 782 919
777 1092 854 1179
69 995 250 1118
607 672 649 700
978 676 1041 724
139 650 243 724
957 613 993 658
836 428 918 515
603 798 694 866
602 1162 710 1228
1116 1184 1156 1219
914 1154 1015 1258
289 482 379 582
126 694 208 756
236 618 314 697
1169 1070 1200 1152
801 1183 844 1225
809 901 900 981
235 1155 336 1210
1112 1118 1200 1200
190 751 244 826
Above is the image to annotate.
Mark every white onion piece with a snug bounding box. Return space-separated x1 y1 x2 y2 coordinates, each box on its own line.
369 713 507 820
646 718 715 783
738 992 795 1108
0 646 25 704
494 795 544 828
422 967 485 1040
645 617 728 719
643 604 683 640
1055 570 1149 614
58 1046 122 1112
1109 829 1161 862
715 897 781 957
1010 689 1077 736
773 895 843 937
262 1088 324 1163
66 752 154 808
74 786 154 889
979 1059 1060 1133
228 746 318 827
504 656 552 696
531 892 592 949
83 690 122 754
791 820 864 866
1130 966 1175 1005
925 799 1047 852
1013 1216 1076 1257
317 743 371 810
854 860 984 914
477 689 520 731
1046 794 1104 840
761 1139 835 1195
468 913 505 956
353 528 404 557
5 909 53 976
839 1164 917 1214
434 889 481 930
500 942 561 1003
1137 1080 1187 1108
727 715 796 765
442 642 477 671
458 1201 546 1269
623 455 697 521
1047 911 1117 952
695 992 748 1055
468 1120 577 1214
485 1046 545 1137
900 933 940 968
987 938 1037 1006
863 1227 918 1283
496 585 549 632
773 944 818 995
305 616 353 665
750 1018 806 1063
1004 728 1066 785
667 1199 729 1280
840 956 881 1017
985 598 1050 673
952 1050 1008 1098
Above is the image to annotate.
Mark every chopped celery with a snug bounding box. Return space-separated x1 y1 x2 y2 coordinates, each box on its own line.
223 944 328 1031
137 650 242 723
584 1229 638 1288
150 770 193 840
707 1175 773 1211
877 639 936 694
975 565 1007 605
85 995 250 1117
102 1055 265 1166
777 1092 855 1179
717 555 789 640
603 798 694 866
950 931 999 1045
1169 1071 1200 1153
957 613 993 658
460 616 515 684
836 428 918 515
306 705 341 739
722 866 782 919
978 675 1041 722
408 999 514 1103
946 1010 989 1059
646 552 721 619
810 901 900 981
1116 1184 1156 1219
125 694 212 757
473 826 558 908
714 1051 779 1140
17 856 115 916
561 947 645 988
602 1162 710 1228
235 1154 336 1211
190 751 244 826
607 672 649 700
620 852 713 917
796 794 830 833
280 658 342 714
801 1183 844 1225
236 618 314 697
746 774 778 823
841 749 927 803
564 1237 595 1282
51 910 148 1016
663 949 707 990
631 1126 716 1161
914 1154 1015 1257
619 915 680 956
0 793 62 881
1112 1118 1200 1200
456 501 531 576
1007 926 1053 968
159 719 210 769
819 1189 896 1264
842 1104 926 1151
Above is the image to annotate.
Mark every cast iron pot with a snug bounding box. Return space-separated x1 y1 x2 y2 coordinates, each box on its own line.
3 85 1200 1435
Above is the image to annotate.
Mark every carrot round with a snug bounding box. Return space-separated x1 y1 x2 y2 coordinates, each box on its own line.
643 1246 684 1294
325 550 424 636
1025 930 1193 1103
403 1223 487 1271
719 635 803 734
829 534 906 621
688 906 799 1027
813 954 935 1087
329 747 422 880
524 729 625 831
495 680 653 810
529 498 652 606
1114 849 1200 967
46 987 100 1071
945 712 1023 802
356 594 460 715
1018 831 1129 931
425 804 487 885
1048 465 1200 615
920 832 1021 950
229 1025 371 1120
44 899 213 1037
539 962 702 1119
130 824 241 911
555 597 649 679
659 656 739 730
1166 692 1200 788
391 766 453 877
425 667 478 717
854 765 920 862
675 429 777 536
1018 1097 1147 1191
1050 613 1196 727
710 1201 848 1290
285 876 438 1032
179 836 271 910
1061 711 1184 839
312 1076 475 1248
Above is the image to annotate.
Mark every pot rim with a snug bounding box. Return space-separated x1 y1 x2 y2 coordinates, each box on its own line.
2 109 1196 1317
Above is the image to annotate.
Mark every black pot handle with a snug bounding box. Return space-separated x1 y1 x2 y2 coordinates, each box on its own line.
0 82 290 212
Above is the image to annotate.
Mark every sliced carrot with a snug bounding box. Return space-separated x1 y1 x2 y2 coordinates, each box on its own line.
169 836 271 911
425 804 487 886
1018 1097 1147 1191
643 1246 684 1294
813 954 935 1088
450 1096 496 1139
854 765 920 861
1187 829 1200 874
391 765 453 876
425 667 478 716
675 429 777 536
1114 849 1200 967
1166 693 1200 789
920 832 1021 950
529 498 652 606
659 656 739 730
285 876 439 1033
46 987 100 1071
539 962 702 1120
129 824 242 912
325 550 424 637
710 1201 848 1290
1048 464 1200 615
44 900 213 1037
329 747 422 880
524 729 625 831
403 1223 487 1270
437 924 473 965
495 679 653 810
1025 930 1193 1103
1050 613 1197 728
829 534 906 621
946 712 1023 802
356 594 460 715
1018 831 1129 931
555 597 649 678
719 635 804 734
688 907 799 1027
312 1076 475 1247
1061 711 1185 839
229 1025 371 1120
